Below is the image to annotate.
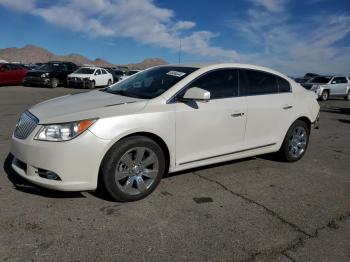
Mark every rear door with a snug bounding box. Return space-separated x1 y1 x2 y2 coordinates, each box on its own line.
101 69 109 85
0 64 17 84
175 69 247 165
240 69 295 148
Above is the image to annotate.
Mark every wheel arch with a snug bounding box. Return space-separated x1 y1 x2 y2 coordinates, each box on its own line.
97 131 171 188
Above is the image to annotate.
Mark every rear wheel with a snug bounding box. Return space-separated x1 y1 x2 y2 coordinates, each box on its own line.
107 79 112 86
101 136 165 202
279 120 310 162
320 90 329 101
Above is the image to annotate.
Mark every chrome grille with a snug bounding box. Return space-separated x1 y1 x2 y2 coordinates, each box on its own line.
14 111 39 139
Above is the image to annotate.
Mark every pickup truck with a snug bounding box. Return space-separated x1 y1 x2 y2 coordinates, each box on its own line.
302 76 350 101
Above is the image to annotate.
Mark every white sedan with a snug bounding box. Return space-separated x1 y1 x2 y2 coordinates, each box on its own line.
11 63 320 201
67 67 113 88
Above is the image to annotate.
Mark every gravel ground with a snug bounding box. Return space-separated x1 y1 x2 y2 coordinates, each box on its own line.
0 86 349 262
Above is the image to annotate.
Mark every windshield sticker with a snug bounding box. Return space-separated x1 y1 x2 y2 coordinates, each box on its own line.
166 71 186 77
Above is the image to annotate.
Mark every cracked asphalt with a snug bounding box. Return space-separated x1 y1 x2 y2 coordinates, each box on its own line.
0 86 349 262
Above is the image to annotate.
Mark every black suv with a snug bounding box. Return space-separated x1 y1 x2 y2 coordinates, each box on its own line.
23 61 78 88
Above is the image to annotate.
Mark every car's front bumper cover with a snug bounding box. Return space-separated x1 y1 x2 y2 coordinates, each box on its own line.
10 128 111 191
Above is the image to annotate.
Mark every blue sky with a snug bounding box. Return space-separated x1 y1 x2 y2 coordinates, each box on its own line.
0 0 349 75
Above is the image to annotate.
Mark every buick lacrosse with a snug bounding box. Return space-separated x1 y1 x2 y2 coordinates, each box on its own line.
11 63 320 201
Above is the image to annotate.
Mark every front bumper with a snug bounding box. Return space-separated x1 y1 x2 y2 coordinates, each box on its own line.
67 78 92 88
23 76 52 87
10 128 111 191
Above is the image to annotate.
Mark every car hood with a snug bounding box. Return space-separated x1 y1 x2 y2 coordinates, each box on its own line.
26 70 52 77
68 73 92 78
29 90 148 124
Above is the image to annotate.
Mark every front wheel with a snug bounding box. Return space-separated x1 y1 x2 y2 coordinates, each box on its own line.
89 80 95 89
101 136 165 202
50 78 59 88
320 90 329 101
345 91 350 101
279 120 310 162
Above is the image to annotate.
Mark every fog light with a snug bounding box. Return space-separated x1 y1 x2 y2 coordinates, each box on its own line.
37 169 61 180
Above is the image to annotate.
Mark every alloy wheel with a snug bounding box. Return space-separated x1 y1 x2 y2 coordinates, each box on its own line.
288 126 307 158
115 147 159 195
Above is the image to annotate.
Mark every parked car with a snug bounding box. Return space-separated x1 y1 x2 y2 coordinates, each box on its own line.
112 69 125 81
119 69 142 81
303 76 350 101
23 61 78 88
0 63 28 85
67 67 113 89
103 68 120 83
294 73 319 84
10 63 320 201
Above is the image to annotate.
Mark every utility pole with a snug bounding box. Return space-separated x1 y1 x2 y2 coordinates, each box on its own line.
178 39 182 64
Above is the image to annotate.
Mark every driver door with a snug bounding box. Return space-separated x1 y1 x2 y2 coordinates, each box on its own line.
175 69 247 166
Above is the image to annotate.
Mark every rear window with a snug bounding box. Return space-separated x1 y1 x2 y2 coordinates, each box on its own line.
239 69 278 95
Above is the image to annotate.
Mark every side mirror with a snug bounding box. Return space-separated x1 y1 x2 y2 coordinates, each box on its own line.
181 87 210 102
332 81 336 84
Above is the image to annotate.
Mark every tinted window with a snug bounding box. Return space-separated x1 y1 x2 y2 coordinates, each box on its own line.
277 77 291 92
102 69 107 74
96 69 101 75
333 77 347 84
311 77 331 84
239 69 278 95
188 69 238 99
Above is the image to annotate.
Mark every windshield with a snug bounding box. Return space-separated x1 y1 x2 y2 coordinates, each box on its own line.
74 68 95 74
104 66 198 99
37 63 64 72
310 76 331 84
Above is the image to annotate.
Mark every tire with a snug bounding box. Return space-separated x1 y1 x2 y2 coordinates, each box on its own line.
279 120 310 162
320 90 329 101
107 79 112 86
50 78 59 88
101 136 166 202
89 80 95 89
345 91 350 101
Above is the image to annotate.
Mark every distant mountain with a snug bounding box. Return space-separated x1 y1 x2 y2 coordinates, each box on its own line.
0 44 167 69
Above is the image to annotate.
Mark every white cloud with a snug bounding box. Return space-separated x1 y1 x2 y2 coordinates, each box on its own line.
233 2 350 75
0 0 238 61
249 0 286 12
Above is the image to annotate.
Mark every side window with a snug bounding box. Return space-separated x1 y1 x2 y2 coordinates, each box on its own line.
239 69 278 95
188 69 238 99
95 69 101 75
333 77 347 84
277 77 291 93
102 69 107 74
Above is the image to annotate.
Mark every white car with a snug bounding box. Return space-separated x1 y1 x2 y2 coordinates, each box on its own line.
11 63 320 201
119 69 142 81
67 67 113 89
304 76 350 101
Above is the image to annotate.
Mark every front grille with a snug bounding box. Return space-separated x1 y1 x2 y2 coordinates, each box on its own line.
14 111 39 139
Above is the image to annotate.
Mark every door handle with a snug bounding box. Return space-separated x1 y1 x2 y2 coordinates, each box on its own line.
283 105 293 110
231 112 245 117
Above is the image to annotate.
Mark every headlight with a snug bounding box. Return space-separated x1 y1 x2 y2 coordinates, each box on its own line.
40 73 50 78
311 84 320 90
34 119 97 141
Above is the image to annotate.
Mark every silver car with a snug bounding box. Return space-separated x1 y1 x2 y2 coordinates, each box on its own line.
306 76 350 101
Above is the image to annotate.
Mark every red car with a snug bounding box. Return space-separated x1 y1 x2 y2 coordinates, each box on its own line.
0 63 28 85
